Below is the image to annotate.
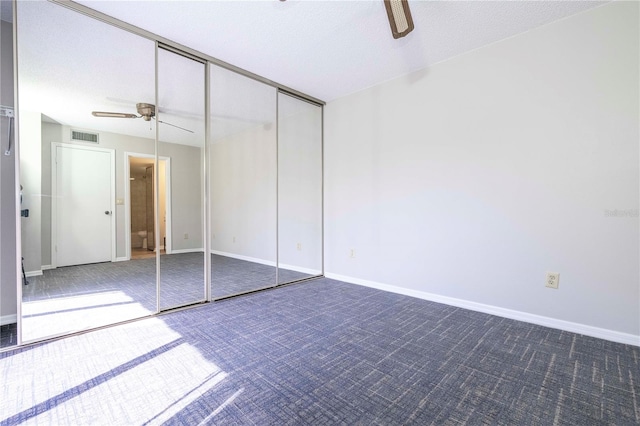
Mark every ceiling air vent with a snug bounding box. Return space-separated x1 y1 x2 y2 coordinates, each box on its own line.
71 130 99 143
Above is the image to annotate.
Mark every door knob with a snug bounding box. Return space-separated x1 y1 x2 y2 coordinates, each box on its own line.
105 210 112 215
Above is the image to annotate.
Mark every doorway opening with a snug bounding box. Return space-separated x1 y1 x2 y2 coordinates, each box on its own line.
126 154 171 260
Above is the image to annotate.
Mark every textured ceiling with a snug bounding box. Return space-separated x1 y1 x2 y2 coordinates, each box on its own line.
73 0 607 102
12 0 608 143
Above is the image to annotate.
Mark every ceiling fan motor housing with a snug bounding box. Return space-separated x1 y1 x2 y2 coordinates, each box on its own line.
136 103 155 121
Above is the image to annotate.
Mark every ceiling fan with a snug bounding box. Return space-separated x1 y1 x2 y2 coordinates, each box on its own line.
92 102 194 133
383 0 414 39
278 0 414 39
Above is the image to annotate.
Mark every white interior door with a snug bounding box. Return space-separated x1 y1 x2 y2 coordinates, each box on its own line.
55 145 113 267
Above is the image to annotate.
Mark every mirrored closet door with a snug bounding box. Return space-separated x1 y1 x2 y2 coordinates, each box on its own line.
157 47 207 310
277 92 323 284
12 0 324 348
209 64 277 299
16 1 157 342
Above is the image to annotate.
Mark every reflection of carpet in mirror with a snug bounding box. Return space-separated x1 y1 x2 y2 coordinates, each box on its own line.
19 253 318 341
23 254 313 305
0 323 17 348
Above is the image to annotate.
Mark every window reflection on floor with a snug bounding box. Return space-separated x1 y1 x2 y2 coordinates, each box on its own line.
1 318 235 425
22 290 154 342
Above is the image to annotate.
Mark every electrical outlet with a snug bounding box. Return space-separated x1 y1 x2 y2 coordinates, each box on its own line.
545 272 559 289
183 233 189 239
297 243 302 251
350 249 356 258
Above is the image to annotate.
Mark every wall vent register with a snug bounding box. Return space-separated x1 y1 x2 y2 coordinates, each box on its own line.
71 130 99 143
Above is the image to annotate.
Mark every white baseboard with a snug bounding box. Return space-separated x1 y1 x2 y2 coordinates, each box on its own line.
1 314 17 326
325 272 640 347
41 264 54 270
25 270 43 278
278 262 322 276
211 250 276 267
114 257 129 262
210 251 321 276
172 248 204 255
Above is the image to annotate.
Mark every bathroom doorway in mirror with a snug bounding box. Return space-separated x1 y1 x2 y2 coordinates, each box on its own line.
125 153 171 261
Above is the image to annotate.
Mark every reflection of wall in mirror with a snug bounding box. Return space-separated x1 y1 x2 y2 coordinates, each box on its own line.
160 142 202 252
277 100 322 274
36 123 201 266
18 111 42 276
158 160 167 248
210 122 277 264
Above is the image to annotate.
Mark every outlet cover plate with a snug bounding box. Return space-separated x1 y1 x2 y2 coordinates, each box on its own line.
546 272 560 289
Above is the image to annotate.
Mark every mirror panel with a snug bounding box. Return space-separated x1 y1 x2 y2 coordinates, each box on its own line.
277 93 323 284
209 64 277 299
157 47 206 310
17 1 157 342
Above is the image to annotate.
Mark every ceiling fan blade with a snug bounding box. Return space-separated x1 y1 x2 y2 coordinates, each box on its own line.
384 0 414 39
157 119 194 133
92 111 139 119
93 102 192 132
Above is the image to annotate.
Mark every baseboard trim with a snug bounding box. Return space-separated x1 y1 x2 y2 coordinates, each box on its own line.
279 262 322 276
172 248 204 255
114 257 129 262
325 273 640 347
41 264 54 271
211 250 275 267
25 270 43 278
0 314 17 326
209 251 320 275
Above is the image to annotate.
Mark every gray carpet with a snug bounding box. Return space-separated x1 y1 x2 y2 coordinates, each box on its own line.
1 278 638 425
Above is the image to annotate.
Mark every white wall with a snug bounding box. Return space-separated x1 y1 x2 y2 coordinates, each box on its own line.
0 18 17 325
325 2 639 344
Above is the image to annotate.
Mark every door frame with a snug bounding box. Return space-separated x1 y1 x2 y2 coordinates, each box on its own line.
51 142 116 268
124 152 172 260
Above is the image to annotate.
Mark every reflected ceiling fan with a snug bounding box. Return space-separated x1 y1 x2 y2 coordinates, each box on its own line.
104 97 270 127
92 103 194 133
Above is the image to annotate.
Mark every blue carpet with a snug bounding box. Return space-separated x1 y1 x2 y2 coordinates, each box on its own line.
1 278 638 425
